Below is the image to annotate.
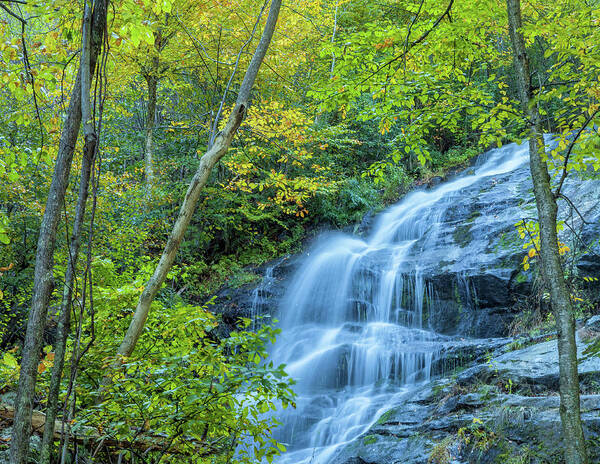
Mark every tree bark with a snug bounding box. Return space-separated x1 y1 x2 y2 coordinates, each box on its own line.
506 1 588 463
115 0 282 359
38 2 100 462
9 2 107 463
144 74 157 193
143 29 162 195
38 148 94 464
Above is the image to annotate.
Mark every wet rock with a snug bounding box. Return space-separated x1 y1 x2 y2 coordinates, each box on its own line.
457 337 600 391
586 315 600 331
333 433 431 464
333 338 600 464
208 163 600 341
209 255 300 335
354 210 376 237
429 176 444 188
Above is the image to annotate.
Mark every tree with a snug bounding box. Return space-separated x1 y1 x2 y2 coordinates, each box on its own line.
9 1 108 463
114 0 282 358
506 1 588 462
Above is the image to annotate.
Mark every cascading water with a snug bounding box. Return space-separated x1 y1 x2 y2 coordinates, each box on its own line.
251 260 281 330
269 142 532 464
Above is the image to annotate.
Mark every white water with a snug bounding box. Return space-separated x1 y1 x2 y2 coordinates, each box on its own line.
270 143 530 464
251 261 279 330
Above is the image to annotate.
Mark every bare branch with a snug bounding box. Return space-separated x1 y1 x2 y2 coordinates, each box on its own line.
553 107 600 198
0 2 26 22
208 0 269 147
353 0 454 89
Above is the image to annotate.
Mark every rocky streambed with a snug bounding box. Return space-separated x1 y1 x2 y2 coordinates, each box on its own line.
333 322 600 464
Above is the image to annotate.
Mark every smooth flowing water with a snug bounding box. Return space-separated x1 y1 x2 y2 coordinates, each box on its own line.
251 260 281 330
271 143 530 464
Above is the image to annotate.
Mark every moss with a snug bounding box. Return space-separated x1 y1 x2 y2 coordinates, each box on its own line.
514 271 528 284
362 434 378 445
428 437 453 464
438 259 455 269
495 230 521 252
468 209 482 221
453 223 474 248
505 339 526 351
376 409 395 425
476 383 499 401
227 270 261 289
453 281 464 328
432 382 449 400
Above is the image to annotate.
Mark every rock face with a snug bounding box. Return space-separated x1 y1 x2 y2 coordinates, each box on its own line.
331 324 600 464
209 255 301 335
458 336 600 392
415 163 600 338
212 161 600 338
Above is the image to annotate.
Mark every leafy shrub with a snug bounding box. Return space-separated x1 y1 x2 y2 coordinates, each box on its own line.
70 267 296 464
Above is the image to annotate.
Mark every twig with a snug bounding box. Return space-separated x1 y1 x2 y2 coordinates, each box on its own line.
403 0 425 75
557 193 592 225
553 107 600 198
208 0 269 148
0 2 25 22
0 2 45 152
352 0 454 90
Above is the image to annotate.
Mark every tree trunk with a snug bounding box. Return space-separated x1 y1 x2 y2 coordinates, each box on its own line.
143 28 163 195
144 74 157 193
115 0 282 359
38 1 100 461
38 149 94 464
9 2 107 463
506 1 588 463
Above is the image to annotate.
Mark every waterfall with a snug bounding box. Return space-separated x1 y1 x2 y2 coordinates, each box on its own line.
251 260 280 330
270 142 531 464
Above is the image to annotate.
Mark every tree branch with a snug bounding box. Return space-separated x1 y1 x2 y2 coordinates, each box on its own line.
0 2 25 22
353 0 454 89
553 107 600 198
208 0 269 148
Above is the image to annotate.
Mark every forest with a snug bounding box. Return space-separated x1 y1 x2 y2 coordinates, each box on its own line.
0 0 599 463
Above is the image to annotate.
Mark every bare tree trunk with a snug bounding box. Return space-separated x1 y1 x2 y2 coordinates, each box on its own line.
9 2 107 463
38 149 94 464
115 0 282 359
38 2 100 462
143 29 163 195
144 74 157 193
506 1 588 463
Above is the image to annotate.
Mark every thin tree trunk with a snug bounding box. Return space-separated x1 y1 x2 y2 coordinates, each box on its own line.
506 1 588 463
38 1 100 461
143 28 162 195
9 2 107 463
144 74 157 193
329 1 339 79
115 0 282 359
38 150 94 464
